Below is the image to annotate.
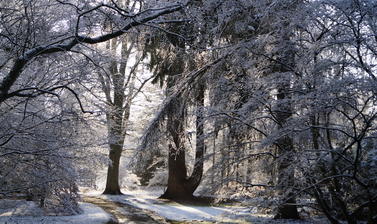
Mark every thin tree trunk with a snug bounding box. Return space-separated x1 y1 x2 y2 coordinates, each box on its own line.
272 10 300 216
274 82 299 219
220 130 226 186
211 137 216 187
274 55 299 219
187 83 205 192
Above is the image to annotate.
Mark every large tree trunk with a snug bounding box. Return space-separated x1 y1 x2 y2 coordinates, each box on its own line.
103 69 125 194
103 143 123 194
161 144 192 199
103 106 126 194
102 35 136 194
160 97 192 199
103 103 131 194
102 37 124 195
161 84 205 200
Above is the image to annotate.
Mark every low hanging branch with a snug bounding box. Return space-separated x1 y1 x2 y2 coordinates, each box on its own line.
0 3 184 103
6 85 93 114
139 53 231 152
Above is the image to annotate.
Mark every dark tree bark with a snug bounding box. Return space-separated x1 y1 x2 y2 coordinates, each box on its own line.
103 144 123 194
273 20 299 218
274 85 299 219
161 144 191 199
103 91 127 194
161 83 205 200
160 96 191 199
102 36 134 195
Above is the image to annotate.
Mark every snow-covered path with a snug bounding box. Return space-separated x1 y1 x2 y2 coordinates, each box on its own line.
83 196 169 224
85 190 257 223
102 194 252 223
84 189 328 224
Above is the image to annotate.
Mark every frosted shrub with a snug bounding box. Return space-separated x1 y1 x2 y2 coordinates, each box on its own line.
43 182 81 215
120 171 141 190
148 168 168 187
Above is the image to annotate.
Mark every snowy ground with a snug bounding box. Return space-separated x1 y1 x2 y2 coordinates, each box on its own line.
0 199 111 224
84 188 328 223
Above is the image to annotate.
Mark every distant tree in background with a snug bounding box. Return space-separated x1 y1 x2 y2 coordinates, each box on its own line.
98 0 153 195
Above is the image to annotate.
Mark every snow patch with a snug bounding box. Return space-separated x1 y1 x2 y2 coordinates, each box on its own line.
95 189 265 222
0 200 111 224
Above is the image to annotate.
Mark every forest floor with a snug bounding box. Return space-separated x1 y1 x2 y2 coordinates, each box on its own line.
82 189 329 224
0 189 328 224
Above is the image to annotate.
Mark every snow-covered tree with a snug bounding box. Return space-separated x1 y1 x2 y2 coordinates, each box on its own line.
140 0 377 222
0 0 183 213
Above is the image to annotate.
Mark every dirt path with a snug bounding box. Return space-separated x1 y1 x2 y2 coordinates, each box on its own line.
83 196 170 224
